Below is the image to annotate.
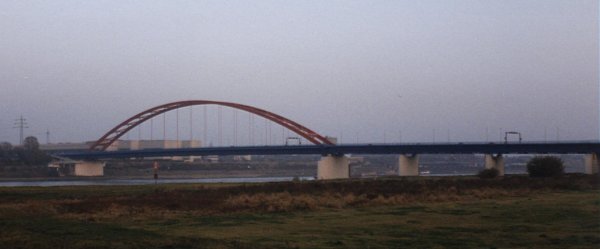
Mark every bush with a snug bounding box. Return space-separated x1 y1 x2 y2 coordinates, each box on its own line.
527 156 564 177
477 168 499 179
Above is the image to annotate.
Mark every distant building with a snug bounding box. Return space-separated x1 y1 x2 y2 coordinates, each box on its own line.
348 156 364 163
43 139 200 151
48 159 105 177
42 139 202 151
325 136 337 144
46 139 206 177
40 142 90 151
234 155 252 161
204 155 220 163
108 139 201 151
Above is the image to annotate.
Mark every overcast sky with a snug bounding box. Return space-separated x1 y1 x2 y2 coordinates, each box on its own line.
0 0 598 145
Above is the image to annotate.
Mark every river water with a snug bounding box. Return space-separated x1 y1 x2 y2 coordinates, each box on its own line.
0 176 316 187
0 170 535 187
0 167 579 187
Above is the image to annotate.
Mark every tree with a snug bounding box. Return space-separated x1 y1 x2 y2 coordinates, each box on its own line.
15 137 51 165
0 142 14 165
527 156 564 177
0 142 12 152
23 136 40 151
0 143 5 163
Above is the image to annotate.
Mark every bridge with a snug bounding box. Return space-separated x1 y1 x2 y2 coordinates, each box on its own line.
52 100 600 179
59 142 600 159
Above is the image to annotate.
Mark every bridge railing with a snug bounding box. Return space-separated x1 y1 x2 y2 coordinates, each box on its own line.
331 140 600 146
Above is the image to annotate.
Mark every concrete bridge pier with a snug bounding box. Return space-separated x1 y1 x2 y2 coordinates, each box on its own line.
484 154 505 176
585 153 599 174
75 161 105 176
317 155 349 180
48 160 105 177
399 154 419 176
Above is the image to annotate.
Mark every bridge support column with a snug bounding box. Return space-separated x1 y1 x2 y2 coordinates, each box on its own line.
48 160 105 177
584 153 599 175
317 155 349 180
399 154 419 176
485 154 504 176
74 161 105 176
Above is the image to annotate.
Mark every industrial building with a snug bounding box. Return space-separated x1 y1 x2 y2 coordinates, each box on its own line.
45 140 202 176
41 139 201 152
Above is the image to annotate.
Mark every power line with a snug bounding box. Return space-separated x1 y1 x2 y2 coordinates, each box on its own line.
13 116 28 145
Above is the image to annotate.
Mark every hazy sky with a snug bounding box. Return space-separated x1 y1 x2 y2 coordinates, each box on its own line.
0 0 598 145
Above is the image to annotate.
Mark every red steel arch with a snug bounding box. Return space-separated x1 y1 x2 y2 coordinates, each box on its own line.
90 100 333 150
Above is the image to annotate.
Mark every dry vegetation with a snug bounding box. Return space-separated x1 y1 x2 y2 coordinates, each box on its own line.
0 175 598 248
1 175 597 218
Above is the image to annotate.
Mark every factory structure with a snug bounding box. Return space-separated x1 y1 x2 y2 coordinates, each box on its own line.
45 139 203 177
41 139 201 152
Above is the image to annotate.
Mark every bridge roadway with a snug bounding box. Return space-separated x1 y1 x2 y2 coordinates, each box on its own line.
55 141 600 160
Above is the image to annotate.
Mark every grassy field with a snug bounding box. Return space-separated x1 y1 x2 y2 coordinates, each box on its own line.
0 175 598 248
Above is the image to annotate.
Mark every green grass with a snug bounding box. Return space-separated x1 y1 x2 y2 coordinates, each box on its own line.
0 176 598 248
159 191 598 249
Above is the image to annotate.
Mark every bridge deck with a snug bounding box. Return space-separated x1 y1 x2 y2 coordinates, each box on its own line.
54 142 600 160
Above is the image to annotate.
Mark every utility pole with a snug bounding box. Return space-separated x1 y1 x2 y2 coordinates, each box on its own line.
13 116 28 145
46 129 50 144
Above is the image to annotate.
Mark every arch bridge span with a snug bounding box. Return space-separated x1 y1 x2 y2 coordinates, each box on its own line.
90 100 333 151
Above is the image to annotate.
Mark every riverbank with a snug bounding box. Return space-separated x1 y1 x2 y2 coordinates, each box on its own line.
0 175 598 248
0 176 315 187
